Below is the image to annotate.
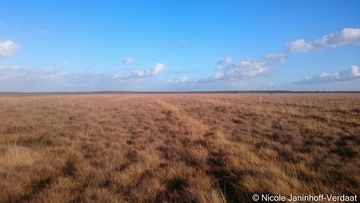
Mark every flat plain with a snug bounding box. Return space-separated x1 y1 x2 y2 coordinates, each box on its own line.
0 93 359 203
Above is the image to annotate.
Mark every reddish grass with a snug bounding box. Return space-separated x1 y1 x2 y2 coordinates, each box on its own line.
0 94 359 202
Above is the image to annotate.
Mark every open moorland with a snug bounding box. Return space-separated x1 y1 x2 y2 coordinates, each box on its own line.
0 94 359 203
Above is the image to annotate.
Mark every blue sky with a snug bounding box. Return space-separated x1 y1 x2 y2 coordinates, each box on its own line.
1 0 360 92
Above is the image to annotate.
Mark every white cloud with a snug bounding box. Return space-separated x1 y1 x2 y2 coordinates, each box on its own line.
213 72 224 80
212 53 286 80
0 65 108 84
0 40 19 58
179 76 189 82
286 28 360 53
166 69 198 74
339 65 360 79
216 56 232 70
67 70 107 86
213 59 269 80
111 72 130 79
122 58 136 65
112 63 166 80
167 76 189 84
263 53 287 65
286 39 313 53
0 65 66 81
0 65 113 91
295 65 360 84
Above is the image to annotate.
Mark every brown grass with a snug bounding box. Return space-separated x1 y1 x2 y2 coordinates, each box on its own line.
0 93 359 202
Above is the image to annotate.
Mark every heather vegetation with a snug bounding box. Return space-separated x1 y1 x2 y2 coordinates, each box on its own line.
0 94 359 202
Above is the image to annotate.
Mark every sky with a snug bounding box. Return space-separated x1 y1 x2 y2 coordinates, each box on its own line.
1 0 360 92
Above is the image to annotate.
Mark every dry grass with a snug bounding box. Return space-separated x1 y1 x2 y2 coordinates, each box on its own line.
0 93 359 202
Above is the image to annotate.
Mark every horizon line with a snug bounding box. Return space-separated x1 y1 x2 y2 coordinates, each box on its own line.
1 90 360 94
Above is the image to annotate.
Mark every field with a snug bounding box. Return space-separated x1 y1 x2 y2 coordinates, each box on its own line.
0 93 359 203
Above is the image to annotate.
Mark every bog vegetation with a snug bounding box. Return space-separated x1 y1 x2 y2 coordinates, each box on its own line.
0 94 359 202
